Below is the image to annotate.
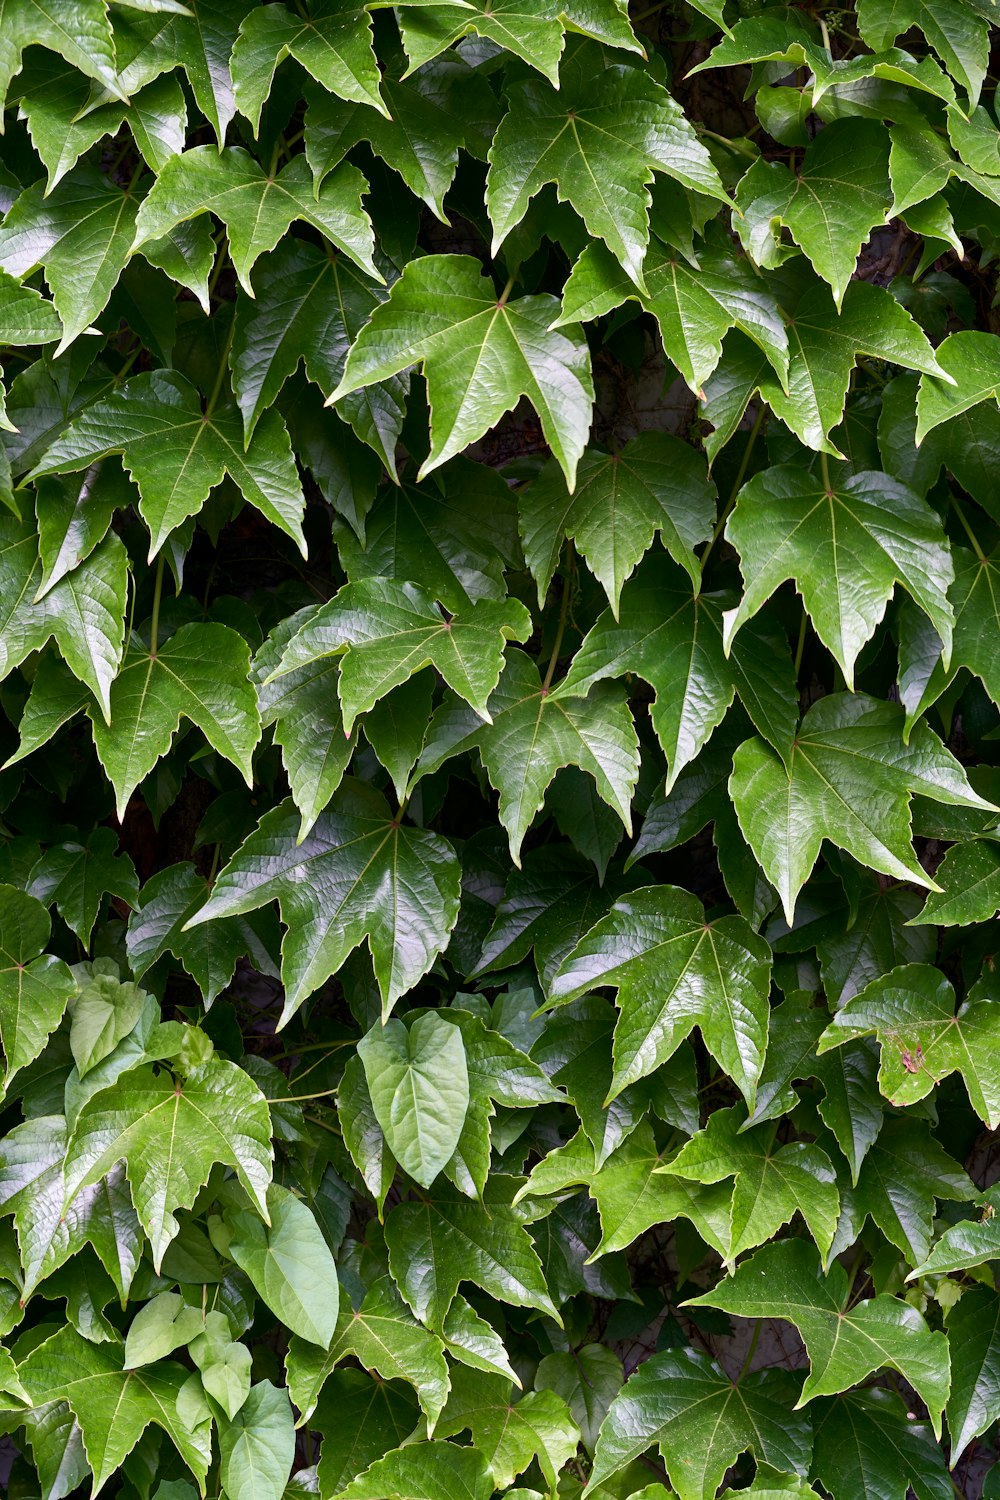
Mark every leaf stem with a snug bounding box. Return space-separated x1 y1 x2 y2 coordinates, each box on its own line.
793 608 808 675
820 448 833 494
205 316 236 419
497 275 516 306
951 494 987 562
700 405 765 573
542 544 574 692
148 554 165 658
268 1085 341 1104
737 1319 762 1381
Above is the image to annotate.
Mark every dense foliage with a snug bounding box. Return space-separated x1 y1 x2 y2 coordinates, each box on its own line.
3 0 1000 1495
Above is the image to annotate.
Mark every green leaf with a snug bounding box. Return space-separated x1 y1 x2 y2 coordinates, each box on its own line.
314 1371 419 1498
17 1324 212 1495
123 1291 204 1369
518 434 716 610
0 508 128 722
547 883 771 1104
63 1055 273 1269
389 0 641 84
0 883 76 1091
557 555 797 788
589 1348 812 1500
271 577 532 730
415 649 639 865
734 119 890 308
665 1103 840 1265
0 267 62 347
132 148 379 294
338 1053 397 1215
383 1176 561 1328
0 169 137 353
218 1381 295 1500
730 693 995 923
555 231 789 398
685 1239 951 1432
185 783 462 1021
230 236 404 460
89 621 261 820
0 1115 142 1298
915 330 1000 442
329 254 594 488
338 1441 494 1500
817 962 1000 1128
70 969 147 1078
0 0 123 115
810 1389 952 1500
855 0 989 101
28 828 138 946
438 1369 580 1493
227 1182 340 1348
231 0 386 129
30 369 306 558
358 1012 470 1189
486 45 725 288
190 1310 252 1420
536 1344 621 1454
287 1273 449 1428
723 465 955 687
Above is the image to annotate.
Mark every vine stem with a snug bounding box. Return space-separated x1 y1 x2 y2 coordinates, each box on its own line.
700 406 765 573
951 494 987 562
148 554 165 658
542 544 574 692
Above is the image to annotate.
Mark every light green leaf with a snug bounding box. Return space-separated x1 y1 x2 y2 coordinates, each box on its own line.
856 0 989 101
231 0 386 128
0 0 123 115
123 1291 204 1369
63 1055 273 1270
438 1368 580 1493
339 1441 493 1500
228 1182 339 1348
329 254 594 489
70 970 147 1078
0 883 76 1091
358 1012 470 1189
218 1381 294 1500
916 330 1000 442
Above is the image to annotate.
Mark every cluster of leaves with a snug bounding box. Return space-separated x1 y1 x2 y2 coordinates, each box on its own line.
5 0 1000 1496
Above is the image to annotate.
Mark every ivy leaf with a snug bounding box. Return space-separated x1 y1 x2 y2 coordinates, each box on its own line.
142 0 256 143
817 962 1000 1128
905 547 1000 733
665 1104 840 1265
17 1325 213 1495
89 621 261 820
339 1441 493 1500
437 1369 580 1493
723 465 955 688
557 556 798 788
62 1056 273 1270
253 605 357 842
358 1012 470 1189
555 231 789 398
0 1116 141 1298
184 783 462 1022
0 884 76 1092
546 883 772 1105
909 1184 1000 1278
730 693 995 923
685 1239 951 1432
132 148 379 293
126 862 276 1007
287 1273 450 1429
0 267 62 347
416 649 639 865
518 433 716 610
588 1348 812 1500
231 236 404 461
830 1115 974 1268
855 0 989 101
29 369 307 558
390 0 641 85
734 119 890 308
314 1371 419 1498
227 1183 340 1349
810 1389 953 1500
383 1176 561 1328
231 0 386 129
271 578 532 730
28 828 138 946
0 169 137 353
218 1381 295 1500
486 45 725 288
0 0 123 115
940 1286 1000 1465
756 279 951 457
70 969 147 1078
329 254 594 489
0 509 128 723
915 331 1000 442
338 1054 396 1216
